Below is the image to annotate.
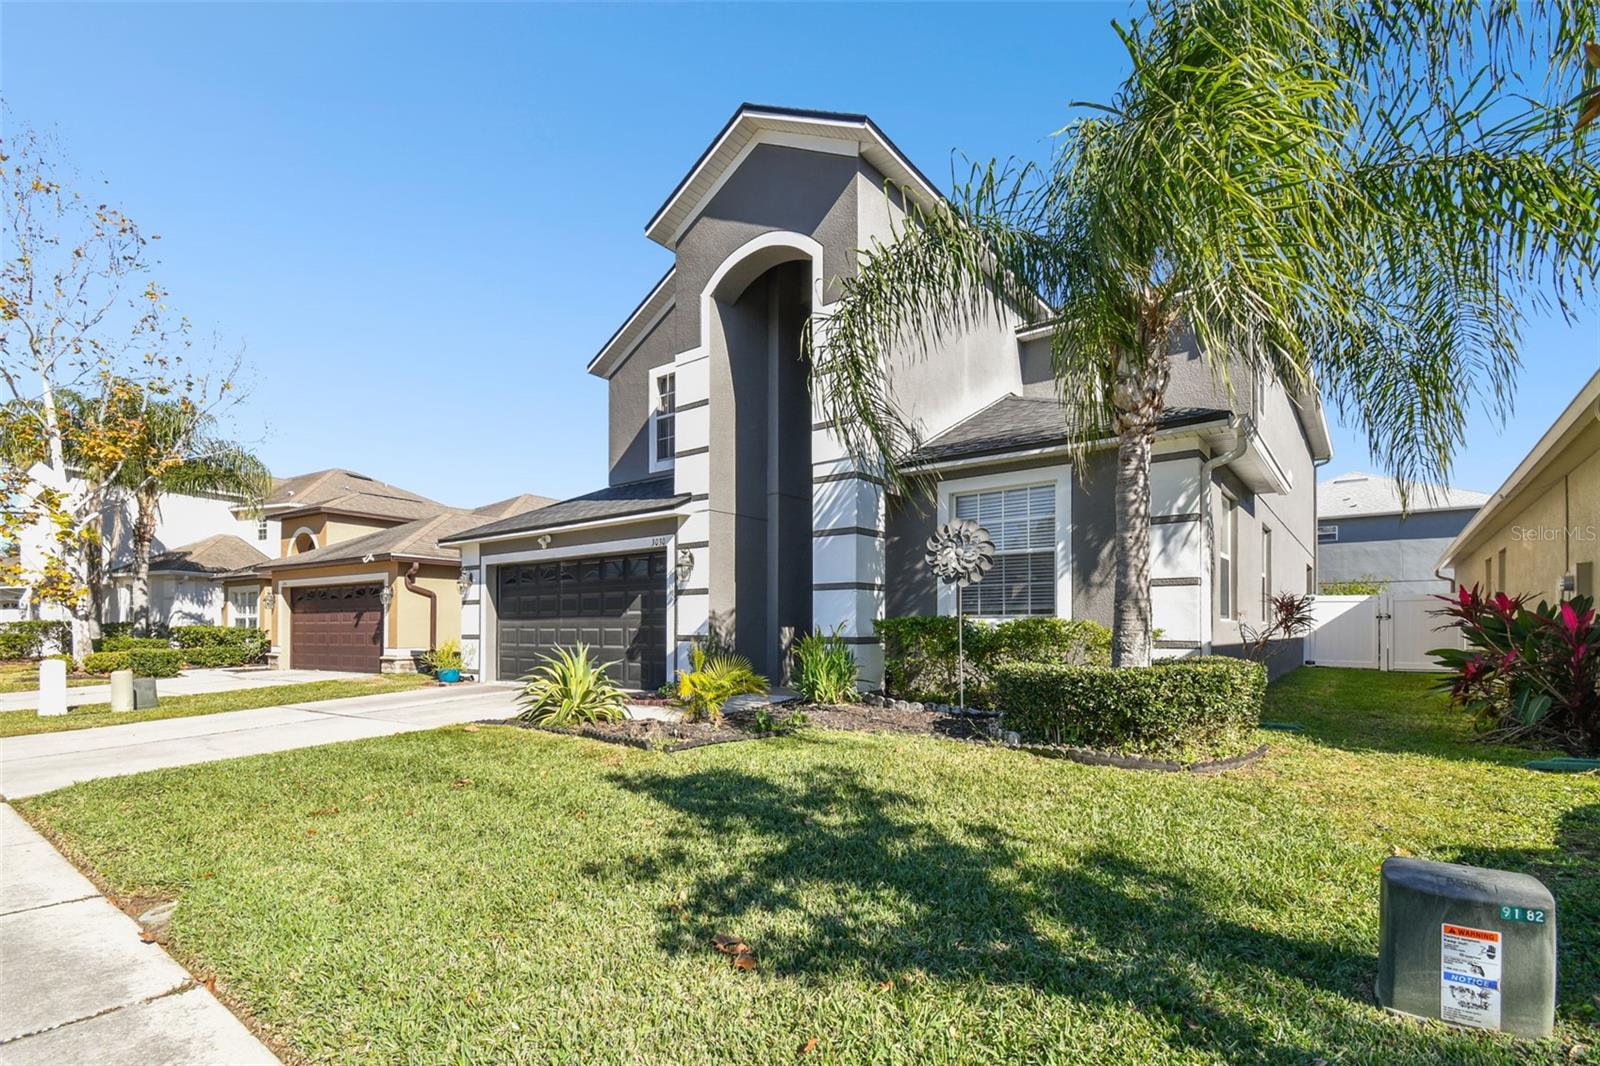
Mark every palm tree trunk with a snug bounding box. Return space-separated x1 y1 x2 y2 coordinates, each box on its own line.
130 489 158 636
1111 427 1154 667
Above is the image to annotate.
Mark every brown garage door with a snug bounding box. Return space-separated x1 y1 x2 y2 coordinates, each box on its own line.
496 551 667 690
290 585 382 672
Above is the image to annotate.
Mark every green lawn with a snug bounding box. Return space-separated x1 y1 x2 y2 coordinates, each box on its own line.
0 673 434 738
16 668 1599 1064
0 660 103 694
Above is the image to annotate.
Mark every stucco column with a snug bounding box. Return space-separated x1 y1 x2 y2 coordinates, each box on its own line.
810 421 886 686
669 347 712 674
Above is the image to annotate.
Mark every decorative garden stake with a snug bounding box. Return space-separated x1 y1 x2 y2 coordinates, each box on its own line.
924 519 995 708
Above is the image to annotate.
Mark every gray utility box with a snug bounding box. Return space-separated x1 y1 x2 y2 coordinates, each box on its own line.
131 678 160 710
1377 857 1556 1038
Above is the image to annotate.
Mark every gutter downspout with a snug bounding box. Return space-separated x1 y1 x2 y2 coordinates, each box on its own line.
405 562 437 651
1201 414 1252 652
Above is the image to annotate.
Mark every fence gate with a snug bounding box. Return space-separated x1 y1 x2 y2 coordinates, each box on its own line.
1305 593 1461 672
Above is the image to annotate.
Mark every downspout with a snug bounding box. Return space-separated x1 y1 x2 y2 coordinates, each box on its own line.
405 562 437 651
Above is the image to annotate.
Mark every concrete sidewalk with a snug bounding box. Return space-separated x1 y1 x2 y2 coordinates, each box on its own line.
0 804 279 1065
0 667 372 714
1 684 519 799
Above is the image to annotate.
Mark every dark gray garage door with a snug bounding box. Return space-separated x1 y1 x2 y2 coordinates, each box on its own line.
496 551 667 691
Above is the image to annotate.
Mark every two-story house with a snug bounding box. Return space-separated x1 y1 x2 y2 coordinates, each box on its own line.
443 104 1332 690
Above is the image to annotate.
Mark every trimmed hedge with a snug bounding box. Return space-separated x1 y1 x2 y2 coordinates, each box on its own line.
98 634 173 652
993 656 1266 757
876 615 1111 707
171 624 256 648
81 642 259 678
0 620 72 659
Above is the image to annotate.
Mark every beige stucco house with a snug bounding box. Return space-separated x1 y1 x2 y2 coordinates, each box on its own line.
221 468 553 673
1439 369 1600 602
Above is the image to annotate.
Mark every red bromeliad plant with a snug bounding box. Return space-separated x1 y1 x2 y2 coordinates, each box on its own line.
1432 585 1600 755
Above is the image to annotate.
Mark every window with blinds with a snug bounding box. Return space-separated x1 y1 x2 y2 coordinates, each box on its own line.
953 484 1055 617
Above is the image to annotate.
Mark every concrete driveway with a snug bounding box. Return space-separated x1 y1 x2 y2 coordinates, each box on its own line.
0 667 373 714
0 684 519 799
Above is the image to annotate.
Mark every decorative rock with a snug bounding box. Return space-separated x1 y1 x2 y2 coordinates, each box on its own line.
110 669 135 712
37 657 67 717
1002 730 1021 747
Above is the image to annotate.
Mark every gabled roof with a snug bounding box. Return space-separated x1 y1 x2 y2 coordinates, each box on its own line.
1318 472 1488 519
441 478 687 546
257 468 444 522
115 534 270 577
260 490 562 572
587 267 676 378
906 395 1230 466
644 103 944 250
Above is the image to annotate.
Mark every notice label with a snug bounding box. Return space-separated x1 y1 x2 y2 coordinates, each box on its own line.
1441 924 1502 1030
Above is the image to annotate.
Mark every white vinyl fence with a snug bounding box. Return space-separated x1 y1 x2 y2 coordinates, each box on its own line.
1305 593 1462 672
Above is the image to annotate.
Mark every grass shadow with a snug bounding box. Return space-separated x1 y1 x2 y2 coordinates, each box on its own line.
607 762 1396 1061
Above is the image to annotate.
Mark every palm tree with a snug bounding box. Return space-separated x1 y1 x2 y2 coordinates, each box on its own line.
114 396 271 634
809 0 1600 667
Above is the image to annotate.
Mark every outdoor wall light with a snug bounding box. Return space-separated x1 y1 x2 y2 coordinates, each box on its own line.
457 570 473 598
379 584 393 609
261 588 275 611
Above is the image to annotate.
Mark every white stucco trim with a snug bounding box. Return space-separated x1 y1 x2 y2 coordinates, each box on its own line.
933 462 1074 620
482 534 672 567
273 570 389 590
444 509 679 547
700 230 827 355
287 526 320 552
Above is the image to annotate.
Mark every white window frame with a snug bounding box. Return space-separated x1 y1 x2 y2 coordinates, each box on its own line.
1317 524 1338 543
1261 525 1272 620
934 462 1073 620
648 364 677 473
256 518 269 541
1218 493 1237 620
229 588 259 629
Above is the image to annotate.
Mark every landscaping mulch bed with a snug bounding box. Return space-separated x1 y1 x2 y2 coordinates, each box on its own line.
786 701 993 741
495 715 780 753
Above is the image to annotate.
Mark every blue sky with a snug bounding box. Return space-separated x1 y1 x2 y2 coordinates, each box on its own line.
4 2 1595 507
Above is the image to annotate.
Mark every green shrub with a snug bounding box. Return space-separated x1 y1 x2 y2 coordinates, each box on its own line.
676 645 768 724
98 634 173 652
180 645 254 668
516 644 629 726
84 648 190 677
876 615 1112 707
791 628 859 704
0 620 72 659
1318 576 1388 596
171 624 257 648
993 656 1266 757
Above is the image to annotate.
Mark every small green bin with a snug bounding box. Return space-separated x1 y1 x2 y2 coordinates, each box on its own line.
1376 857 1556 1038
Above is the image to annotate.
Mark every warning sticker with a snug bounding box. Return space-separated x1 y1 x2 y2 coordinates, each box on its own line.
1440 923 1502 1030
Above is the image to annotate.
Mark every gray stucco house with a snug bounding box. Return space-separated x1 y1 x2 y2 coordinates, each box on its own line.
443 104 1333 689
1317 471 1487 594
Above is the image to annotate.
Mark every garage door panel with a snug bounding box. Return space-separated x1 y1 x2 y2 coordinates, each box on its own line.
290 585 382 673
496 550 666 690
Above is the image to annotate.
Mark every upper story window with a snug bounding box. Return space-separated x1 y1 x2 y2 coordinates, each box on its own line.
256 518 269 541
954 484 1056 617
1317 524 1338 543
650 366 676 472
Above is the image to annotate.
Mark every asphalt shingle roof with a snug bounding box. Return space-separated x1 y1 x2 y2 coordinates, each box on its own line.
441 478 686 545
116 534 270 576
1318 472 1488 518
907 395 1229 465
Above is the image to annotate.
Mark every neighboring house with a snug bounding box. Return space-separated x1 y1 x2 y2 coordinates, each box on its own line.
4 462 266 626
442 103 1333 690
227 474 555 673
1439 368 1600 603
1316 472 1488 594
107 534 271 628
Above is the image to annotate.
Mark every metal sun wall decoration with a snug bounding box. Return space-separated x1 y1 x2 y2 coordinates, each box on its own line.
924 519 995 709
